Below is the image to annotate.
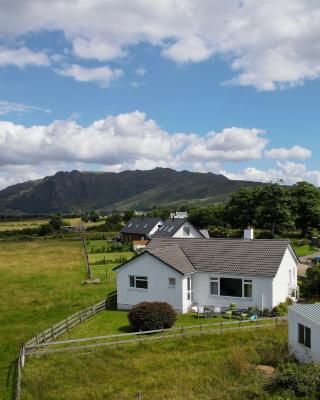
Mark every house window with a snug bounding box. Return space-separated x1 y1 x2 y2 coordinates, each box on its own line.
210 277 219 295
220 278 242 297
183 226 190 236
168 277 176 287
243 280 253 298
298 323 311 348
129 275 148 289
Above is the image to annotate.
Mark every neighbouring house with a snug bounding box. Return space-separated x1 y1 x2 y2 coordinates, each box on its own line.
288 303 320 363
120 217 163 242
152 217 205 239
114 231 299 313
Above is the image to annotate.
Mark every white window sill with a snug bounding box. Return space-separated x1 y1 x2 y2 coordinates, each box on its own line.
168 285 176 288
209 294 253 301
128 288 148 291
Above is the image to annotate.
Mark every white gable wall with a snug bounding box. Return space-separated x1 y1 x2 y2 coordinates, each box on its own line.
192 272 274 310
172 221 203 238
288 309 320 363
272 247 298 307
148 220 163 236
116 253 183 312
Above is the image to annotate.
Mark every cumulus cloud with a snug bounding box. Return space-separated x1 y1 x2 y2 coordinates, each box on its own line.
180 127 268 162
223 161 320 186
0 100 50 116
2 1 320 89
55 64 123 87
135 67 147 76
265 145 312 160
0 46 50 68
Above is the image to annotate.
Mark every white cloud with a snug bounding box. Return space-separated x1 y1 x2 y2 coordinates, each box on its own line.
180 127 268 162
265 145 312 160
0 46 49 68
135 67 147 76
3 1 320 89
0 110 319 189
55 64 123 87
223 161 320 186
0 100 50 116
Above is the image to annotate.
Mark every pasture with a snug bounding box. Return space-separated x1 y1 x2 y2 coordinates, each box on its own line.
22 326 290 400
0 239 116 400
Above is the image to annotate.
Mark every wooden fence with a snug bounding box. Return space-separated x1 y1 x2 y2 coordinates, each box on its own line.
25 316 287 357
82 238 92 279
25 297 114 347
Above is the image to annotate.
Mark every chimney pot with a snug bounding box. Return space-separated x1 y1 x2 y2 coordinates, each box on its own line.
244 227 254 240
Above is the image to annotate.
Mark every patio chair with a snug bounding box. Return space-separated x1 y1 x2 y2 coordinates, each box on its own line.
197 305 206 318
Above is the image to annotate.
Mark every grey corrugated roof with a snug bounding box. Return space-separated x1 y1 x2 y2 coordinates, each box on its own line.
289 304 320 327
146 238 294 277
120 217 162 235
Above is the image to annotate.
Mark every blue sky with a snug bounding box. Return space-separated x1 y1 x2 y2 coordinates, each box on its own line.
0 0 320 189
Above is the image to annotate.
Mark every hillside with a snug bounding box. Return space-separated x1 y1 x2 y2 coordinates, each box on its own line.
0 168 259 214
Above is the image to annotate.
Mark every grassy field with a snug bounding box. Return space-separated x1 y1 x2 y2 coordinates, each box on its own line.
22 326 290 400
292 244 318 257
0 217 104 232
0 239 116 400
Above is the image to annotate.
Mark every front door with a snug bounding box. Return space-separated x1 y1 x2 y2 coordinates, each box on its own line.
187 276 193 304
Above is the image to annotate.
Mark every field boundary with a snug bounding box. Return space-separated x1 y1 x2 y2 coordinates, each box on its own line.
24 316 287 357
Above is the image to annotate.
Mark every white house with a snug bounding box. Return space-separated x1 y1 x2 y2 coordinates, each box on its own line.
152 217 205 239
288 303 320 363
114 233 299 313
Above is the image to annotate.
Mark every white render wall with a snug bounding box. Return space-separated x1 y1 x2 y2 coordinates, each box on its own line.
116 253 183 312
192 272 274 310
272 248 298 307
288 308 320 363
172 221 203 238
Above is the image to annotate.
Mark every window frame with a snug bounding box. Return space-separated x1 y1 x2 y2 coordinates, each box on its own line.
183 226 191 236
168 277 176 287
298 323 311 349
209 277 253 299
129 275 148 290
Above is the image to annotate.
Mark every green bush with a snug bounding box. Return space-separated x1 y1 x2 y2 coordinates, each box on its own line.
272 297 293 316
270 362 320 398
128 301 177 331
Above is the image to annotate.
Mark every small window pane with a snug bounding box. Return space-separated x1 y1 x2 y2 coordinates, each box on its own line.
305 327 311 348
298 323 305 345
244 282 252 298
210 279 218 295
129 275 135 287
183 227 190 236
169 278 176 287
136 276 148 289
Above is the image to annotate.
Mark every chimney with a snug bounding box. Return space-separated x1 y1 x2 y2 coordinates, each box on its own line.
244 227 254 240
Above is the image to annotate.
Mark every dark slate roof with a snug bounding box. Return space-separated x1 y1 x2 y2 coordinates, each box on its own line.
152 218 203 238
146 238 295 277
289 304 320 327
120 217 162 235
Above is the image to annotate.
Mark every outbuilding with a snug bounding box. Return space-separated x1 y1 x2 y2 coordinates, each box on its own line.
288 303 320 363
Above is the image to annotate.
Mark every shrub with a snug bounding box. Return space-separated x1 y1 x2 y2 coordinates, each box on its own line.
128 301 177 331
270 362 320 398
272 298 293 316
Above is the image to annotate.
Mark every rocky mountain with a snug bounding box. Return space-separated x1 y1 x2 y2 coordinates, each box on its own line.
0 168 259 214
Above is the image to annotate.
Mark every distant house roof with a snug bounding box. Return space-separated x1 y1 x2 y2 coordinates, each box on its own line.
289 303 320 327
145 238 296 277
152 218 204 238
120 217 162 236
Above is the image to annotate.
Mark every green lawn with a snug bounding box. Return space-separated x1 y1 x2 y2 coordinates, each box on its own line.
0 240 116 400
22 326 290 400
293 244 318 257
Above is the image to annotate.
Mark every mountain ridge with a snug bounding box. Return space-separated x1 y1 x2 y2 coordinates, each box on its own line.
0 168 260 214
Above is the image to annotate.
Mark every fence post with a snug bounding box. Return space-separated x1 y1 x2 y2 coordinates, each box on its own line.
79 311 83 323
66 317 70 332
51 326 55 340
20 346 25 368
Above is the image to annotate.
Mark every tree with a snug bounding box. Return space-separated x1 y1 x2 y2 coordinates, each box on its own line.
49 214 65 230
226 187 259 228
300 263 320 298
256 183 294 236
123 210 135 222
88 211 100 223
291 182 320 237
